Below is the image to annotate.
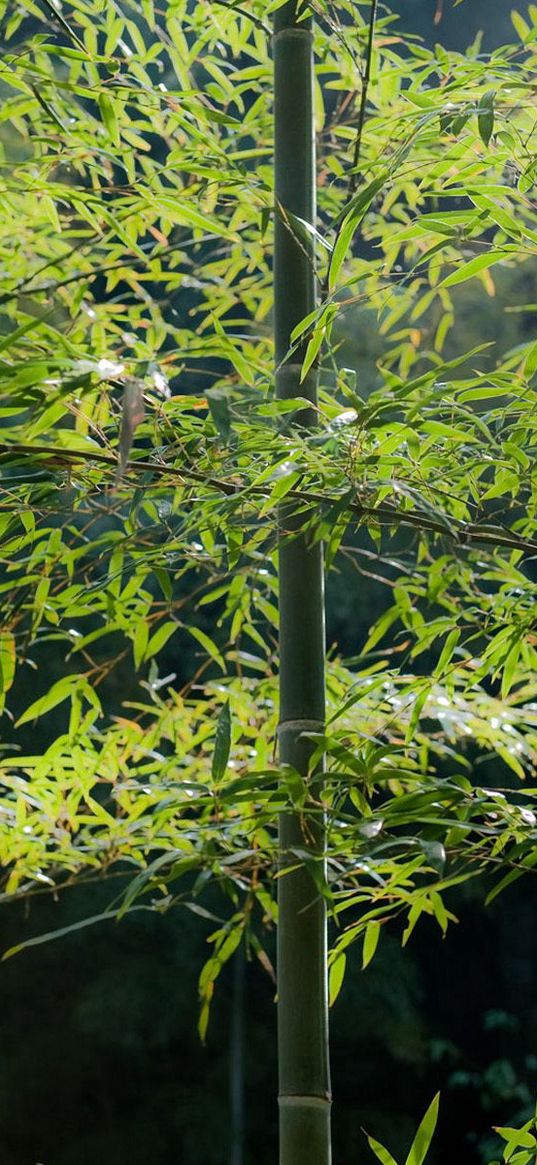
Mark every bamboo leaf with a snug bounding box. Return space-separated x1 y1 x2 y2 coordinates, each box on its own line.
329 175 386 289
405 685 429 745
328 952 346 1005
301 326 324 381
441 251 505 287
524 338 537 377
98 93 120 146
494 1123 536 1150
477 90 495 147
367 1135 399 1165
146 621 178 659
404 1094 440 1165
133 620 149 669
0 631 16 695
212 700 231 782
284 209 333 253
1 910 158 960
186 626 226 672
501 639 521 699
435 628 460 677
362 920 381 969
511 9 530 39
16 676 79 726
486 849 537 906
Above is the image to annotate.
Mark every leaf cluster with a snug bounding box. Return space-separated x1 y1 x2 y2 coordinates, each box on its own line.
1 0 537 1022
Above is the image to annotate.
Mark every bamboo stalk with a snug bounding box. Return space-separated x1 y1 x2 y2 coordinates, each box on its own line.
274 5 331 1165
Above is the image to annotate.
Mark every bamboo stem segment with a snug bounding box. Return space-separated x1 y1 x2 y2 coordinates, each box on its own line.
274 5 332 1164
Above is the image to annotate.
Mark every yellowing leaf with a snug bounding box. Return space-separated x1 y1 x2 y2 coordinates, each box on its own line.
362 920 380 969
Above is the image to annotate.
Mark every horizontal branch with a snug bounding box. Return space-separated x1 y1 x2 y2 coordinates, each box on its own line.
1 441 537 556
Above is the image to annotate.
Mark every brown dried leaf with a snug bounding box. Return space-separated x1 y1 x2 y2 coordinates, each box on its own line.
116 378 145 480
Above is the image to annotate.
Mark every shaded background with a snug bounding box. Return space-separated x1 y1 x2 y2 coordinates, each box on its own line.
2 2 536 1163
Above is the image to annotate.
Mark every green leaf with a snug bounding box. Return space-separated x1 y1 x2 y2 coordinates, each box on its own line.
477 90 495 147
156 196 228 235
362 920 381 969
486 849 537 906
1 910 155 960
419 841 446 875
301 326 324 381
501 639 521 699
38 0 87 50
524 338 537 377
133 620 149 668
495 1123 536 1151
186 626 226 672
146 621 178 659
16 676 79 726
362 605 399 654
435 628 460 677
402 903 424 947
328 952 346 1005
0 631 16 695
441 251 504 288
212 700 231 782
405 685 429 745
329 175 386 290
207 390 232 440
98 93 120 146
519 159 537 193
404 1094 440 1165
118 853 198 919
367 1135 398 1165
198 919 243 1041
284 209 333 253
511 9 530 40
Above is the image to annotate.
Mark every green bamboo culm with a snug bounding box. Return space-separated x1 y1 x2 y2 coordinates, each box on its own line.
274 5 332 1165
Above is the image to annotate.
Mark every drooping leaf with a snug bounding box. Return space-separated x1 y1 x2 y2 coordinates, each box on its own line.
212 700 231 783
404 1094 440 1165
117 378 145 479
367 1135 399 1165
362 920 381 969
328 952 346 1005
477 90 495 147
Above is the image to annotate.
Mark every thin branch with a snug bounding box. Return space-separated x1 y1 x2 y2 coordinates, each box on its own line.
349 0 378 196
2 441 537 557
210 0 271 35
320 0 377 299
37 0 87 52
0 240 194 309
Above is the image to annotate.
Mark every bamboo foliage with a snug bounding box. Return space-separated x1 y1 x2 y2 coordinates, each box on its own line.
1 3 537 1145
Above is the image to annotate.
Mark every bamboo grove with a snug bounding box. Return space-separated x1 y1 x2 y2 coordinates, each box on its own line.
2 4 537 1156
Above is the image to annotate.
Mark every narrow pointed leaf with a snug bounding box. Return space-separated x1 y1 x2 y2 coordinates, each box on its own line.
212 700 231 782
404 1094 440 1165
367 1135 399 1165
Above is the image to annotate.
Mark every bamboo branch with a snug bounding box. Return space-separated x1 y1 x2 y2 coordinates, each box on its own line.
2 442 537 556
349 0 378 195
320 0 377 299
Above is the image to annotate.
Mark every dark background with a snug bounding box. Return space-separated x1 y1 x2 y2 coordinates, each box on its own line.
2 2 536 1164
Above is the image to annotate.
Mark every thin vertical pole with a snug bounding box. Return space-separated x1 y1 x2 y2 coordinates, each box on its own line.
229 948 245 1165
274 4 331 1164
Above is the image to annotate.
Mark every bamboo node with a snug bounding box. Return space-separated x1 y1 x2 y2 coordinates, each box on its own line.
277 719 324 735
278 1094 332 1108
272 28 313 44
